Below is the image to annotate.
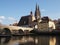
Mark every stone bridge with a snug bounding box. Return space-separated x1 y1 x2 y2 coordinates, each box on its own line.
0 25 33 35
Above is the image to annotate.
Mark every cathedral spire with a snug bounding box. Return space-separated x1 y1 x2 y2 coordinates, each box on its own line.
36 3 38 10
38 5 41 17
35 4 41 29
35 4 41 21
38 5 39 11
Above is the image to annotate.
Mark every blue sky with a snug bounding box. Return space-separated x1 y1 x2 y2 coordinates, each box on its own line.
0 0 60 25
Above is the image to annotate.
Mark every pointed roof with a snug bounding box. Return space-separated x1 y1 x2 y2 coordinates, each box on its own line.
35 4 41 20
36 3 38 10
38 5 41 15
35 4 40 15
30 11 33 15
38 5 39 10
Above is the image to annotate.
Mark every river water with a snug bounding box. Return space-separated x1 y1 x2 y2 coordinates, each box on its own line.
0 36 60 45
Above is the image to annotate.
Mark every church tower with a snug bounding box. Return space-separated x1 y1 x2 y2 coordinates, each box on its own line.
35 4 41 29
35 4 41 21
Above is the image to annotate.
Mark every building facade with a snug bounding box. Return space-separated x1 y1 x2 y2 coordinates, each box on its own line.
17 4 56 30
17 4 41 28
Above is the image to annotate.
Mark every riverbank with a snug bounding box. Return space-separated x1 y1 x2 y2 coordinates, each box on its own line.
0 29 60 36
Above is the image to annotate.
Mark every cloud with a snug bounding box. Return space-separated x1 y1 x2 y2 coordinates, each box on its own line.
0 16 5 19
0 20 3 23
8 17 16 21
0 16 5 23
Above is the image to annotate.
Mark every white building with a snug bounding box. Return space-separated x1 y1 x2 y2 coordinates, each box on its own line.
34 17 56 31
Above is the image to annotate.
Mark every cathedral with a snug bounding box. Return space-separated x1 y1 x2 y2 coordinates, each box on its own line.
17 4 56 30
17 4 41 28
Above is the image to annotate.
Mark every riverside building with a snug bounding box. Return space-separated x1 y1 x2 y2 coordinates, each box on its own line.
17 4 56 30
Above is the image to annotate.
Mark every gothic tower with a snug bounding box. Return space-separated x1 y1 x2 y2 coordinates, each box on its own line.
35 4 41 21
35 4 41 29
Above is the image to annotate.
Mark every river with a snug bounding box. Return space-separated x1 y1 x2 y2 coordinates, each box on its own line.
0 36 60 45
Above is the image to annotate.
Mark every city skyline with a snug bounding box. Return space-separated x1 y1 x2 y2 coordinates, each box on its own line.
0 0 60 25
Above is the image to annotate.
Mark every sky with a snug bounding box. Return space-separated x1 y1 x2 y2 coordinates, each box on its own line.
0 0 60 25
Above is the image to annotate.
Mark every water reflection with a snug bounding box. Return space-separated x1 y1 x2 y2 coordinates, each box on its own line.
56 36 60 45
0 36 60 45
49 37 56 45
0 36 11 45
